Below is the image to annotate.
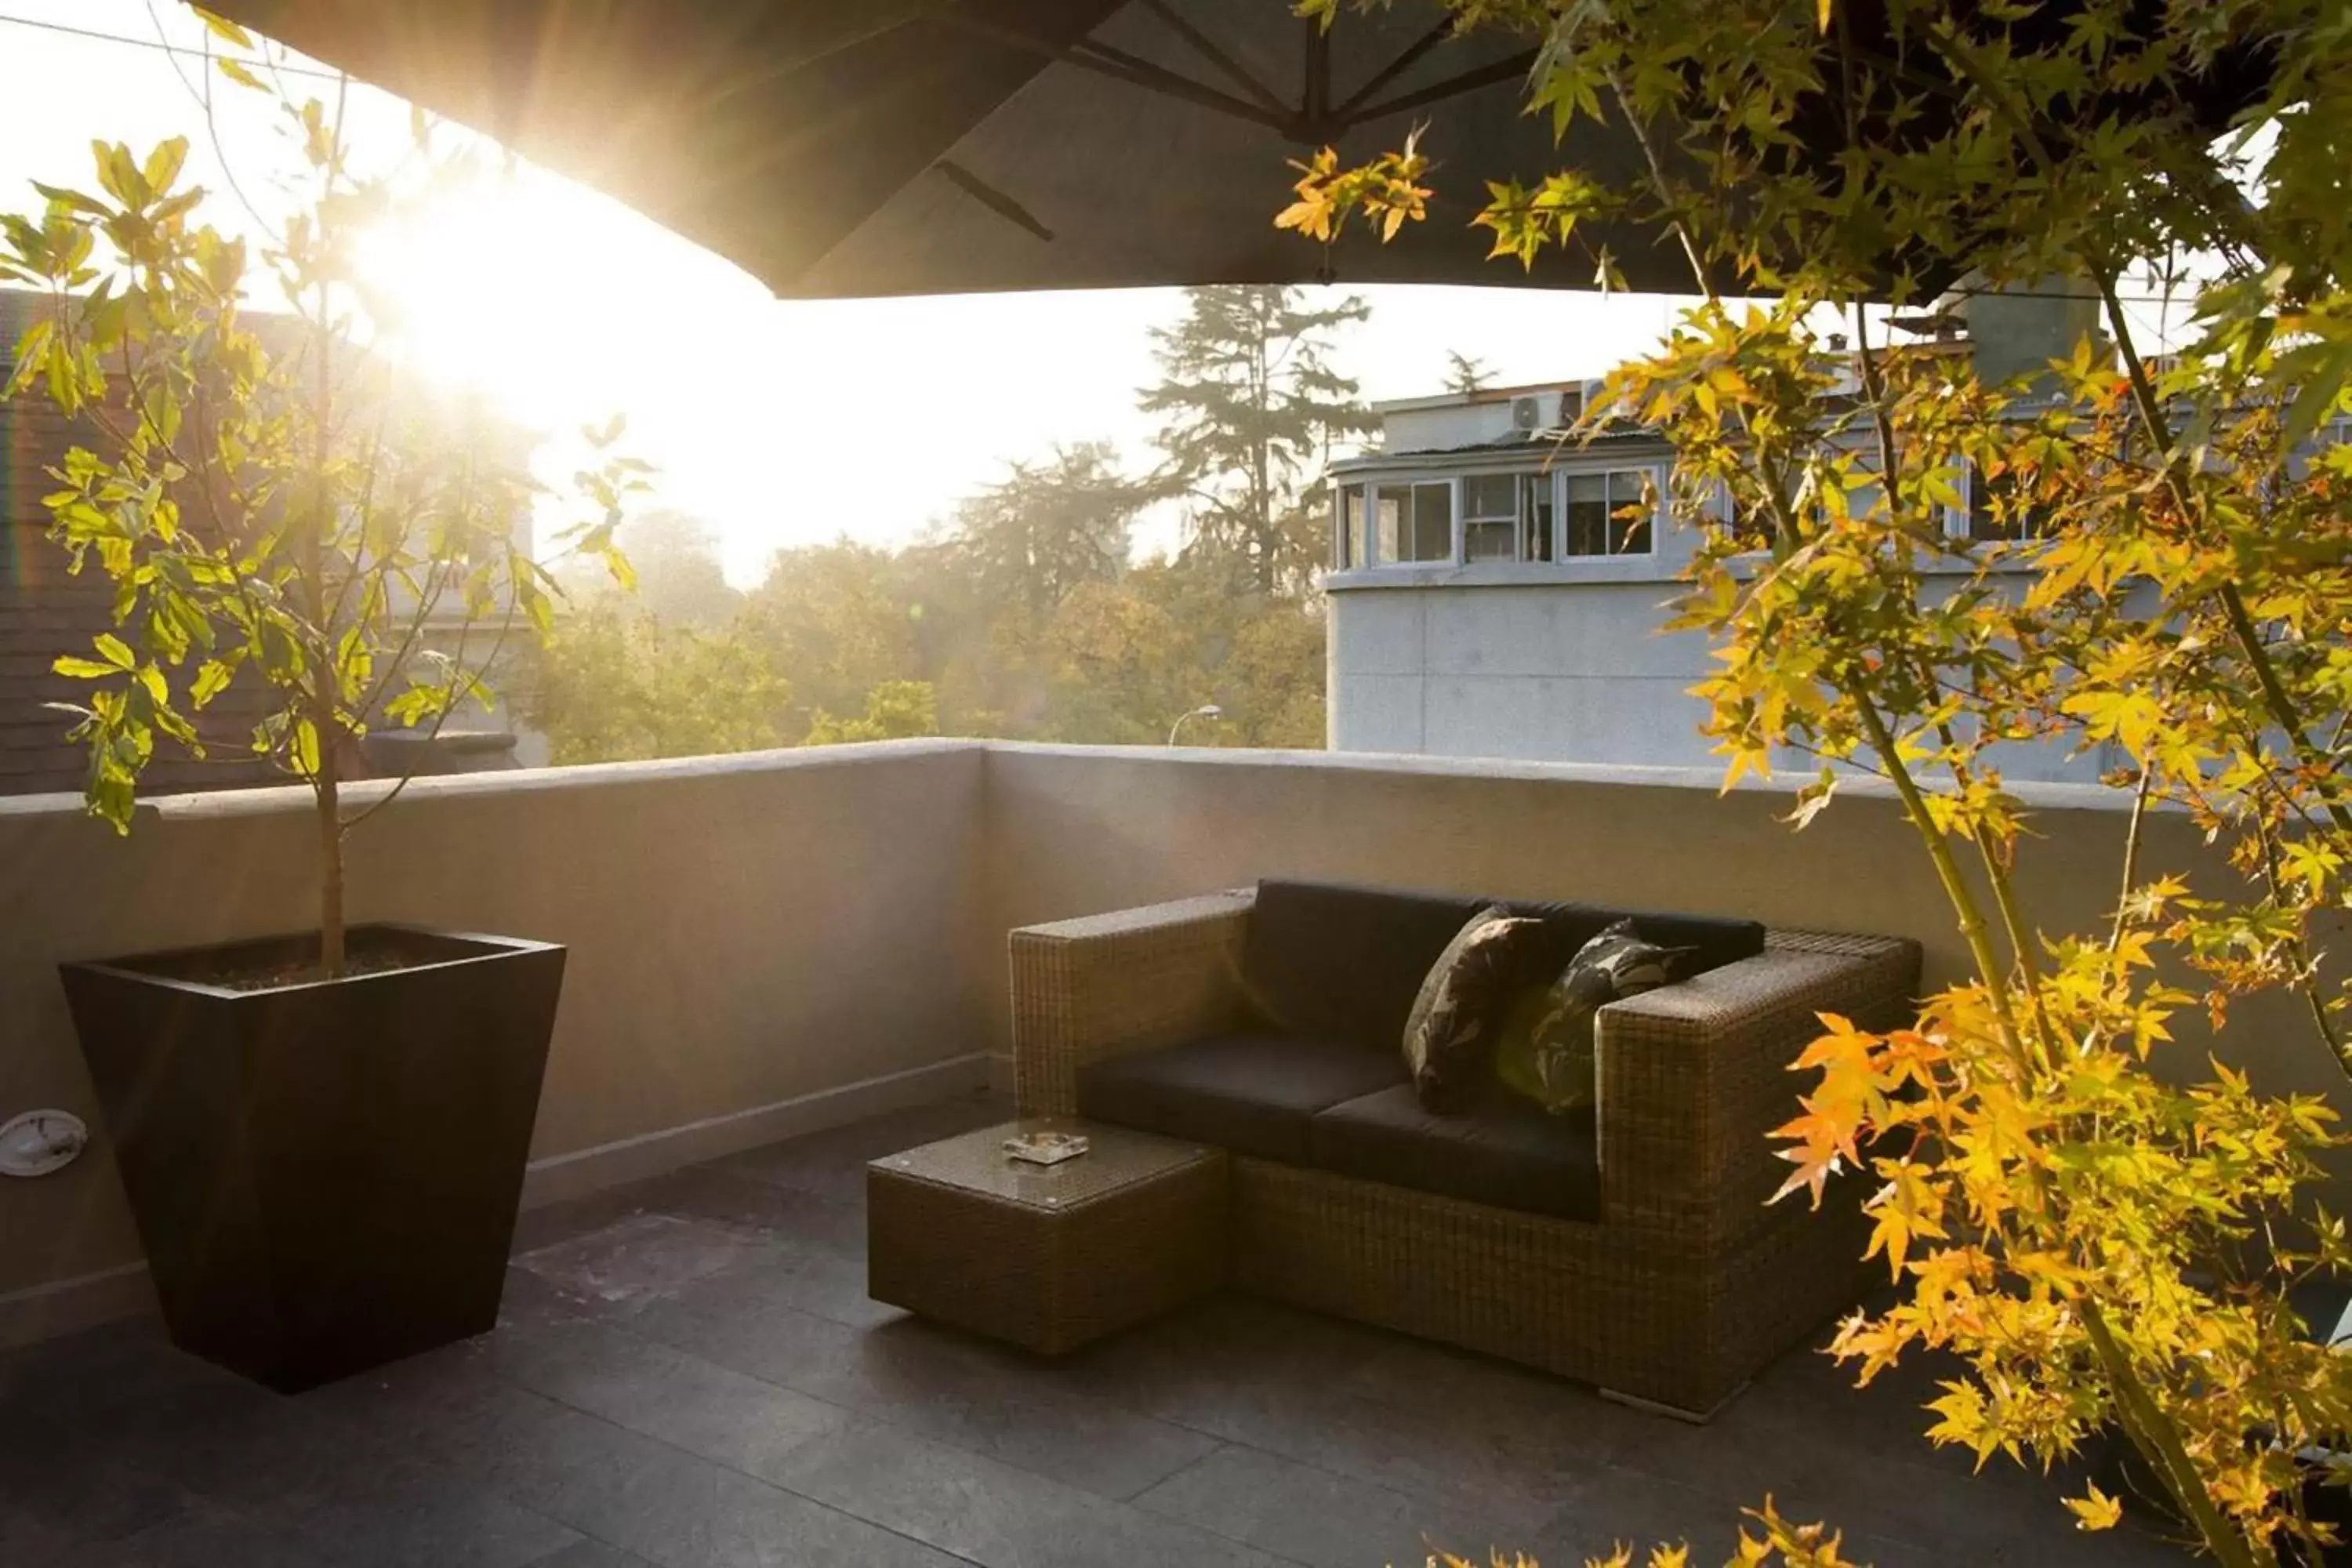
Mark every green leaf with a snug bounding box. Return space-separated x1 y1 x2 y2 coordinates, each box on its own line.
53 655 122 680
290 716 321 778
191 658 236 709
191 6 255 47
216 57 264 92
142 138 189 197
95 633 136 670
2285 343 2352 448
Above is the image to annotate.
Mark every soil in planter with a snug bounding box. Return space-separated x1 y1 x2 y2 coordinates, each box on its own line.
108 925 492 993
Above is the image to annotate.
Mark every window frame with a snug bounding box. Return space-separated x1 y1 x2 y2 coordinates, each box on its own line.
1460 472 1522 564
1558 465 1661 558
1327 462 1667 574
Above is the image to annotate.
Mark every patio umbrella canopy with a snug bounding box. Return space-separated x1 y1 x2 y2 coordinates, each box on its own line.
208 0 1679 297
212 2 2270 301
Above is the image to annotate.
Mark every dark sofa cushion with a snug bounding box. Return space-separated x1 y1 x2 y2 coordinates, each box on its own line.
1242 881 1487 1049
1076 1031 1410 1164
1402 907 1551 1112
1308 1083 1602 1223
1497 899 1766 982
1241 880 1766 1053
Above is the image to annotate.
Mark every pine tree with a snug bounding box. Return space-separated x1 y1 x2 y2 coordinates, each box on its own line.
948 441 1151 624
1444 350 1493 396
1138 286 1374 597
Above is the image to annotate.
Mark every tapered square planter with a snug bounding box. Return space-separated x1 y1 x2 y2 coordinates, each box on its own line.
60 925 564 1392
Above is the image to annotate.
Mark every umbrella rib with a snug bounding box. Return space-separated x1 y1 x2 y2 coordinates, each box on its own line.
935 159 1056 241
1130 0 1291 117
1346 46 1537 125
934 11 1283 130
1066 36 1286 128
1332 16 1455 118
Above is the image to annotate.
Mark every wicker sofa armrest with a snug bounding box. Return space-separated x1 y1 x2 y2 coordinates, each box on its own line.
1594 930 1922 1239
1009 890 1256 1116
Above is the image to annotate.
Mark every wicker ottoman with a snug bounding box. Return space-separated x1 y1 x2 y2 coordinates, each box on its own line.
866 1120 1228 1355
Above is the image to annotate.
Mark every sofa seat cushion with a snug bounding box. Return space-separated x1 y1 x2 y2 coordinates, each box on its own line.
1076 1032 1410 1164
1308 1083 1602 1223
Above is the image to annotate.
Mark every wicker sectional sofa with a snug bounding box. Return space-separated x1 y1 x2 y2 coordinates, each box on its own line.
1009 879 1922 1418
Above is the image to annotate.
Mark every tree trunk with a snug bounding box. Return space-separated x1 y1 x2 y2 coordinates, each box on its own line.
316 735 345 979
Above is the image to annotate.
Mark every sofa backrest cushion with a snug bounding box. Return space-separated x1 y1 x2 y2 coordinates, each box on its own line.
1243 880 1767 1051
1497 899 1766 982
1243 881 1486 1048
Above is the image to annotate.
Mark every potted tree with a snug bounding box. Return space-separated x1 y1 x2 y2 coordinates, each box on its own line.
0 34 642 1391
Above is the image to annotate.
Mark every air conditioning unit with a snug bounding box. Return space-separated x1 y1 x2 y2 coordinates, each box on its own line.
1512 394 1544 431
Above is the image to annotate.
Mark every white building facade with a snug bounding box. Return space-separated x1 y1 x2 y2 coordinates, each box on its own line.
1321 293 2134 782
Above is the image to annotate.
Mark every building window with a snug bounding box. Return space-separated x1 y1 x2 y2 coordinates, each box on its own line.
1376 481 1453 564
1563 469 1654 555
1523 473 1555 561
1337 487 1367 568
1462 474 1519 561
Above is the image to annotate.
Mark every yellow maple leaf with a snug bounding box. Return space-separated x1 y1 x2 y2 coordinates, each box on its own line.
2065 1484 2123 1532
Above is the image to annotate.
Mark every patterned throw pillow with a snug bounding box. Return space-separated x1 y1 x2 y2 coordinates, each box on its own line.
1401 907 1548 1112
1495 919 1697 1115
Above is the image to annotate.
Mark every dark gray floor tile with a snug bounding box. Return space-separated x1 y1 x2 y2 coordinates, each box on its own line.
483 1317 848 1482
0 1319 234 1419
300 1345 667 1505
670 1243 905 1330
1134 1442 1521 1568
2 1495 94 1559
0 1423 220 1547
58 1511 336 1568
514 1214 777 1318
277 1460 581 1568
769 1418 1287 1568
514 1169 866 1264
626 1288 873 1401
630 1165 870 1258
1054 1294 1397 1414
98 1375 403 1519
506 1423 960 1568
633 1292 1215 1499
1074 1342 1582 1531
716 1094 1007 1203
524 1542 661 1568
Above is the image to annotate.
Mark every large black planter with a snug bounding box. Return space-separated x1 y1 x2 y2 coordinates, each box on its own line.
61 924 564 1392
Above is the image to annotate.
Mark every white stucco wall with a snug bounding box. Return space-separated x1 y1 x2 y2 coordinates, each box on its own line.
1327 567 2125 784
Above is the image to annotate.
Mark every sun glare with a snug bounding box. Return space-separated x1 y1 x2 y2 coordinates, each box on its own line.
353 170 617 427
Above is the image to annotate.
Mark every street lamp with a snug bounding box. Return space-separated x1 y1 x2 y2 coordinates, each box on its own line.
1167 704 1222 746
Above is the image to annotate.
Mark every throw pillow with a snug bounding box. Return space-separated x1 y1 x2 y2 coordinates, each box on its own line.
1401 906 1548 1111
1495 919 1698 1115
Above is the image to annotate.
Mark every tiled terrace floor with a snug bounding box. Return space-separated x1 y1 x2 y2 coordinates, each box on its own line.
2 1091 2194 1567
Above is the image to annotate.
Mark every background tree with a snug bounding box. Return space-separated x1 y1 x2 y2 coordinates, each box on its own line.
528 604 786 764
1445 349 1494 396
802 679 939 746
1141 284 1374 596
557 509 739 628
946 441 1152 626
533 289 1344 764
744 539 923 740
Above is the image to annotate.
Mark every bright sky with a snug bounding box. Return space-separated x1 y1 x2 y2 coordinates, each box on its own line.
2 2 1707 583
